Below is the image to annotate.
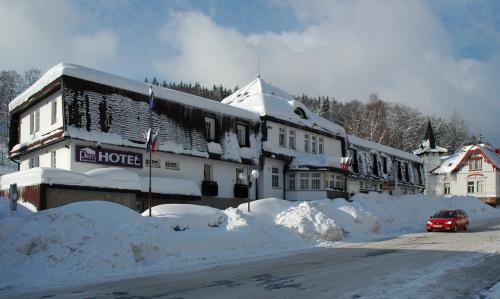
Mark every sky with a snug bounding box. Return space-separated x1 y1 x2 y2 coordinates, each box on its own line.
0 0 498 146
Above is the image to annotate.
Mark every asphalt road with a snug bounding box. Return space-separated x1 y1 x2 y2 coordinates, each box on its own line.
8 219 500 299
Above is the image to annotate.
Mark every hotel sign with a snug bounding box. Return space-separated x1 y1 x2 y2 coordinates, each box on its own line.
76 146 143 168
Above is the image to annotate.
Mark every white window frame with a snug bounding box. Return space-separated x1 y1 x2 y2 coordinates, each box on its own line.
444 182 450 194
311 172 321 190
204 164 212 181
51 100 57 125
476 180 484 193
272 167 280 188
164 160 179 170
311 135 317 154
318 137 324 154
288 130 296 150
146 159 161 168
236 124 247 146
34 109 40 133
29 112 34 135
300 173 309 190
467 181 474 193
50 151 56 168
279 127 286 147
205 117 215 141
288 173 296 190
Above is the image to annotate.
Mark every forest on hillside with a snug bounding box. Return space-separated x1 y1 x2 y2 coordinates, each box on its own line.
0 69 472 170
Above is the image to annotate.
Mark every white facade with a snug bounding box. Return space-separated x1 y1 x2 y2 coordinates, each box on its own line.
426 144 500 205
19 91 63 144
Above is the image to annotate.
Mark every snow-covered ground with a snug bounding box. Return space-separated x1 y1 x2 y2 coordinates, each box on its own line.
0 194 498 294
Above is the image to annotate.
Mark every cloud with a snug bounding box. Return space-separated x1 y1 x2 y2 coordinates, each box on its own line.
0 0 119 72
154 0 499 145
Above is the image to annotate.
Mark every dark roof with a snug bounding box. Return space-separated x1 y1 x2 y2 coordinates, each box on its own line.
424 119 436 149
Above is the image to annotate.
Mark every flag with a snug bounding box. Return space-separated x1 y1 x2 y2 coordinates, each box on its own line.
145 128 159 153
340 157 351 170
149 86 155 109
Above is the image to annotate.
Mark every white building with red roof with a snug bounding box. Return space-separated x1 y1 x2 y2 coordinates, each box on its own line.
416 121 500 206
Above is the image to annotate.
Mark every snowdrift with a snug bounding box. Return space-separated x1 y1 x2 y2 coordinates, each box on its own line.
0 194 498 292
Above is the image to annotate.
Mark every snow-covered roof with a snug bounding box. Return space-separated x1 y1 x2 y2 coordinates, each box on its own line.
222 78 345 136
414 139 448 155
348 134 422 163
289 154 342 170
0 167 201 196
432 144 500 174
9 63 259 123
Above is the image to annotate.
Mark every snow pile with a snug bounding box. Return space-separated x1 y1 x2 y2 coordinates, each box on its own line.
0 194 498 293
142 204 226 230
482 282 500 299
0 198 37 219
275 201 343 241
207 142 222 154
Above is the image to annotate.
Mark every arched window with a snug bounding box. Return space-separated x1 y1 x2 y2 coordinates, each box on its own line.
294 107 307 119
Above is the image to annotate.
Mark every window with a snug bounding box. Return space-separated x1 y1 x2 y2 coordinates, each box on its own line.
350 149 359 173
467 181 474 193
164 160 179 170
279 127 286 147
304 134 310 152
311 136 317 154
29 113 34 134
205 117 215 141
236 168 246 184
51 100 57 125
318 138 324 154
300 173 309 190
29 156 39 168
50 151 56 168
294 107 307 119
272 167 279 188
204 164 212 181
469 159 482 171
288 173 296 190
335 175 342 190
325 174 343 190
236 124 247 146
311 172 321 190
35 109 40 132
444 183 450 194
145 159 161 168
397 161 403 181
476 181 484 193
404 162 410 181
381 156 387 174
288 130 296 149
371 154 378 175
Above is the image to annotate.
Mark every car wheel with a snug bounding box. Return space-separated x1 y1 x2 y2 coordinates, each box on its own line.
427 228 433 232
453 224 458 232
464 223 468 231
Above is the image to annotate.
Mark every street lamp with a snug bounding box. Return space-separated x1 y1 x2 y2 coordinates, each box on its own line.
249 169 259 212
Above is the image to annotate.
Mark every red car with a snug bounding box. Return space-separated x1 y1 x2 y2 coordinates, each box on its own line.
426 209 469 232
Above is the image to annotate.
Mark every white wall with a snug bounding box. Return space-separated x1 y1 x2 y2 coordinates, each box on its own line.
19 141 70 171
69 141 257 199
19 91 63 144
266 121 343 157
259 157 285 199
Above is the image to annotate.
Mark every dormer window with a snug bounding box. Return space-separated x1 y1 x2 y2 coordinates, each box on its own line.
294 108 307 119
205 117 215 141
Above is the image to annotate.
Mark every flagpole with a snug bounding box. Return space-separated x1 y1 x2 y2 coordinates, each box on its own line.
148 88 153 217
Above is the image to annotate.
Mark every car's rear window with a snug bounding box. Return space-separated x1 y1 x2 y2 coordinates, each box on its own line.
433 211 457 218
